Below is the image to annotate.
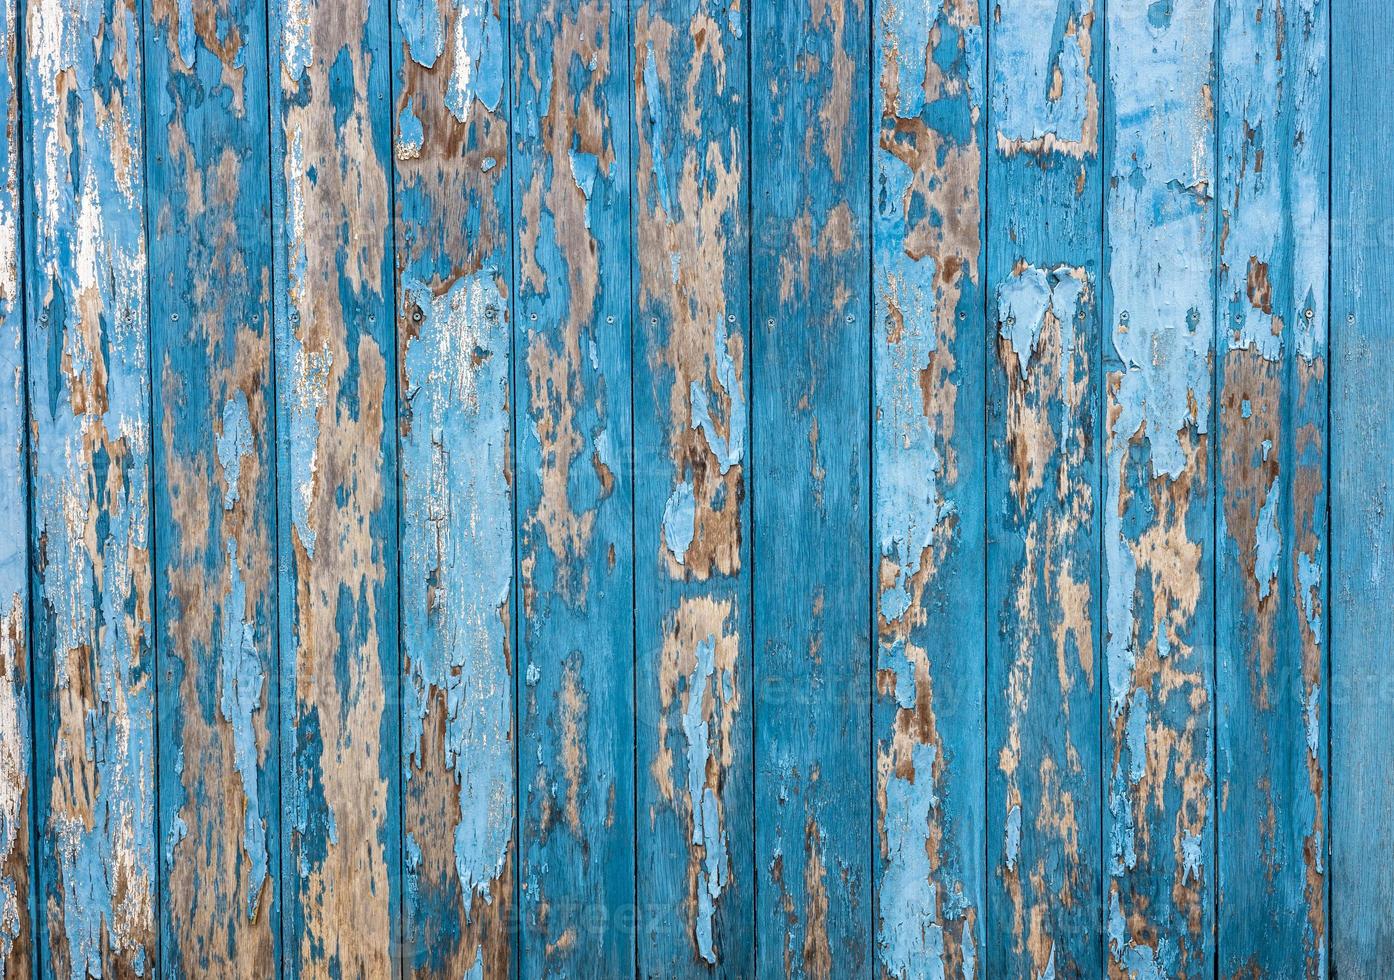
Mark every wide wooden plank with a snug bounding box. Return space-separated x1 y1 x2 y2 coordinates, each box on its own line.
1331 0 1394 972
142 0 282 972
1102 0 1217 975
985 1 1102 975
510 0 635 970
391 0 516 975
0 0 32 969
871 1 985 976
267 0 402 972
751 0 871 973
21 1 158 975
1215 0 1329 973
631 0 752 975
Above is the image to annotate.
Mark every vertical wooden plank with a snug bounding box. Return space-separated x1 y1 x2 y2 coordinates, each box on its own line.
1215 0 1328 973
870 0 985 976
142 0 281 972
510 0 634 970
21 0 158 975
751 0 870 973
391 0 515 975
0 0 33 969
632 0 752 975
268 0 401 972
1102 0 1216 975
985 1 1102 976
1331 0 1394 972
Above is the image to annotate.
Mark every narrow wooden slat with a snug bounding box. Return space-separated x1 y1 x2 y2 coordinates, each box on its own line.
870 1 986 976
1102 0 1217 974
1215 0 1329 973
751 0 871 973
985 1 1103 975
0 0 33 970
390 0 516 974
21 1 158 974
1331 0 1394 971
631 0 752 974
509 0 635 970
267 0 402 972
142 0 281 972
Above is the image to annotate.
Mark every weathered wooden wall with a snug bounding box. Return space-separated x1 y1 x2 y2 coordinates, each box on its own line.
3 0 1392 976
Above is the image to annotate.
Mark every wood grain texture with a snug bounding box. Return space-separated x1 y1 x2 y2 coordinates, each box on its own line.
267 0 402 973
986 1 1102 976
631 0 752 975
751 0 871 974
391 0 515 976
0 0 32 969
1215 0 1329 973
509 0 635 971
21 0 158 975
143 0 281 972
871 0 985 976
1102 0 1217 975
1331 0 1394 973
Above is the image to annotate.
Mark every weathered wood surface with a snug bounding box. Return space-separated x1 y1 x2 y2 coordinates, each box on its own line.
986 2 1101 977
267 0 402 973
391 0 515 975
143 0 281 972
17 0 1394 974
632 0 752 975
1216 0 1329 974
0 0 31 970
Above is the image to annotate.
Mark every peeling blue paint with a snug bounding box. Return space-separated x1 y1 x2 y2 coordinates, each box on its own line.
642 42 673 215
1254 478 1281 600
662 479 696 564
879 742 947 980
993 0 1093 148
397 99 425 160
683 635 728 964
217 392 254 510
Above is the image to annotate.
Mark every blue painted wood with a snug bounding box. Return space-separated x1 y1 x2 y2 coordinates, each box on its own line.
266 0 403 972
1215 0 1329 973
0 0 33 970
509 0 636 972
871 1 986 976
985 2 1103 976
751 0 871 974
631 1 753 976
142 0 282 972
391 0 516 975
1102 0 1217 975
1331 0 1394 972
20 1 159 975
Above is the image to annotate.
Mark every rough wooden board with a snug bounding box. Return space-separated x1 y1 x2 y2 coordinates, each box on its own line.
871 0 986 976
985 2 1103 976
21 1 158 975
1215 0 1329 973
0 0 32 969
510 0 636 971
631 0 753 975
1331 0 1394 972
751 0 872 974
391 0 516 975
1102 0 1217 975
143 0 282 972
267 0 403 973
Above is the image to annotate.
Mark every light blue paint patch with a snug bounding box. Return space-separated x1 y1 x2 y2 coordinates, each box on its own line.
1109 778 1137 873
219 539 269 917
884 0 945 119
399 270 514 909
176 0 197 68
996 264 1086 378
464 948 484 980
569 149 600 200
643 42 674 215
216 391 253 510
481 155 497 172
1255 478 1281 600
1125 689 1149 784
1241 398 1251 418
1181 831 1202 882
878 742 949 980
397 0 445 66
688 319 746 474
1003 803 1022 872
662 480 696 564
1040 944 1057 980
683 635 729 965
397 99 425 160
1298 549 1322 639
1304 685 1321 757
444 0 505 120
992 0 1093 147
